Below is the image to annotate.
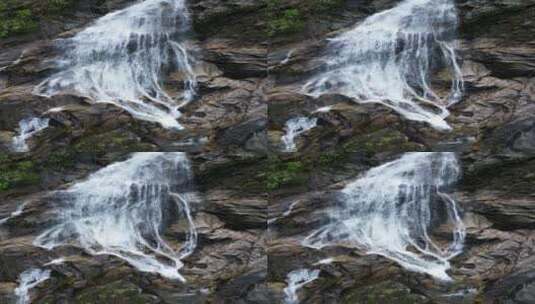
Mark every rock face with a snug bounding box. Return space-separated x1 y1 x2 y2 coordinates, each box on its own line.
0 0 534 303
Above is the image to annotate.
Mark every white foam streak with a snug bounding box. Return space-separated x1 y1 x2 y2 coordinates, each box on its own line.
283 269 320 304
303 0 463 130
303 152 465 281
14 268 51 304
0 202 28 225
34 0 197 129
11 118 49 153
34 152 197 281
281 117 318 152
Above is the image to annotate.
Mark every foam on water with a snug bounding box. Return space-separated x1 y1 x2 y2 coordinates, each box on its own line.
34 152 198 281
283 268 320 304
14 268 51 304
303 152 465 281
34 0 197 129
281 117 318 152
11 117 49 153
303 0 463 130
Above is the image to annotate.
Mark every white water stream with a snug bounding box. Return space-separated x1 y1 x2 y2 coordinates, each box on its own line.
281 117 318 152
11 117 49 153
14 268 51 304
34 152 198 281
283 268 320 304
35 0 197 129
303 0 463 130
303 152 465 281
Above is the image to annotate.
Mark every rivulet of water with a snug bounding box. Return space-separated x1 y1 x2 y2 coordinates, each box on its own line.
34 0 197 129
303 0 463 130
34 152 198 281
303 152 465 281
14 268 51 304
283 268 320 304
11 117 49 152
281 117 318 152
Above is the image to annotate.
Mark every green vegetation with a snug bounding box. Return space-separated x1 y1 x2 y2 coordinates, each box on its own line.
74 281 155 304
0 154 40 191
265 157 307 190
317 129 422 167
342 281 429 304
44 149 76 170
73 130 153 155
0 8 38 38
266 0 345 37
48 0 75 13
311 0 345 12
267 8 305 37
0 0 75 38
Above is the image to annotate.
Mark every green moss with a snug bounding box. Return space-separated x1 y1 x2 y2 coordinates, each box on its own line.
0 0 75 38
311 0 344 12
342 281 429 304
75 281 156 304
265 157 307 190
0 8 38 38
267 8 305 37
265 0 345 37
48 0 75 13
44 149 76 170
0 155 40 192
73 130 152 154
316 129 422 167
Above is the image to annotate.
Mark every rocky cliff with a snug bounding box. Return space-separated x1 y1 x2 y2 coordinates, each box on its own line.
0 0 534 303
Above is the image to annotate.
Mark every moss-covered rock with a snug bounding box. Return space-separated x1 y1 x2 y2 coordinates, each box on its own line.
0 154 40 191
74 281 159 304
0 0 76 38
265 0 345 37
265 157 307 190
342 281 430 304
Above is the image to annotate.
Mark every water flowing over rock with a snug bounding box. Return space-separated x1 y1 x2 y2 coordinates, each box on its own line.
303 152 465 281
11 117 49 153
34 152 197 281
281 117 317 152
283 268 320 304
34 0 197 129
1 0 535 302
14 268 51 304
302 0 463 130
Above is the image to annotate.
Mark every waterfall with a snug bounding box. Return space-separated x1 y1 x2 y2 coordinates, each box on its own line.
283 269 320 304
34 152 198 281
14 268 51 304
34 0 197 129
303 152 465 281
281 117 318 152
11 117 49 153
303 0 463 130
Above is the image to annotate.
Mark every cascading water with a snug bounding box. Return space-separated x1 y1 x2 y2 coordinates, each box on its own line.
14 268 51 304
303 152 465 281
34 152 198 281
281 117 318 152
34 0 197 129
11 117 49 153
302 0 463 130
283 268 320 304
